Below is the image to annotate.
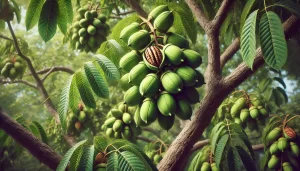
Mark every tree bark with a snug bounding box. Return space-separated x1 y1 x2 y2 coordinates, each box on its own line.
158 14 299 171
0 107 62 170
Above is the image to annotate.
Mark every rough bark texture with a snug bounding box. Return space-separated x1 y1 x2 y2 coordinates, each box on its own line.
0 107 62 170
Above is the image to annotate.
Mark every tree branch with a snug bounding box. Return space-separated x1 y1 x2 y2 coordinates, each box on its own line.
0 107 62 170
137 135 154 143
185 0 210 31
124 0 147 18
220 38 240 69
211 0 234 31
143 127 161 138
7 21 59 122
36 66 74 75
0 79 37 89
0 34 12 41
41 67 55 82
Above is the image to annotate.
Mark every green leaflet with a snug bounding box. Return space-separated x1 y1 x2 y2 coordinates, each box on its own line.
239 0 255 34
57 0 68 34
78 145 95 171
58 75 73 129
32 121 48 144
56 140 87 171
227 146 241 171
84 61 109 98
98 40 126 67
38 0 58 42
95 54 120 81
235 146 257 171
241 10 258 69
215 134 229 167
75 70 96 108
273 77 286 89
69 75 81 114
94 136 109 153
69 145 84 171
259 11 287 70
10 0 21 23
274 0 300 18
211 124 225 154
107 152 120 171
25 0 45 30
118 151 146 171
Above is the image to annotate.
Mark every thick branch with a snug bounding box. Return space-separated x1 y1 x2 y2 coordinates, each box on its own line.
0 79 37 89
124 0 147 18
0 107 62 170
211 0 234 30
185 0 210 30
7 21 59 122
220 38 240 69
36 66 74 75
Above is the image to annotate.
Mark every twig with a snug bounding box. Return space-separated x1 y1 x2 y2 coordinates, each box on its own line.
137 136 154 143
35 66 74 75
143 127 161 138
220 38 240 69
41 67 55 82
0 79 37 89
0 34 13 41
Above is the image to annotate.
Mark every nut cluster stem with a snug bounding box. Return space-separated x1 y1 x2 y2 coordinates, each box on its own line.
139 16 163 48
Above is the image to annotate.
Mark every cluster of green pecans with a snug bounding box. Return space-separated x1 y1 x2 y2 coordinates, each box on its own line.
145 142 167 165
230 95 269 130
118 5 205 131
66 2 110 53
0 56 26 80
266 126 299 170
102 103 141 142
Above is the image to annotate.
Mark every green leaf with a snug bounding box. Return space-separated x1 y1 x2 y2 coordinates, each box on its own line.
25 0 45 30
59 0 73 23
75 70 96 108
118 151 146 171
56 140 87 171
230 123 254 158
0 20 5 30
78 145 94 171
227 147 241 171
215 134 229 167
273 77 286 89
58 75 73 129
259 150 270 171
32 121 48 144
0 130 9 147
38 0 59 42
107 152 120 171
84 62 109 98
259 11 287 70
95 54 120 81
211 125 225 154
235 146 257 171
98 40 126 67
167 2 197 43
57 0 68 34
241 10 258 69
94 136 108 153
29 124 40 138
239 0 255 34
276 86 288 103
119 144 157 171
69 75 81 114
270 87 286 106
259 78 272 93
199 0 215 20
274 0 300 18
220 11 233 37
10 0 21 23
188 150 203 171
69 145 84 171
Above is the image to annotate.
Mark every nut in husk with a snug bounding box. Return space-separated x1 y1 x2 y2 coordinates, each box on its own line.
119 73 132 91
249 106 260 119
268 155 279 169
283 127 296 140
143 46 165 71
129 62 150 85
161 71 183 94
154 11 174 33
124 86 143 106
158 112 175 131
175 98 192 120
157 91 177 116
240 108 250 122
163 32 189 49
128 30 151 50
120 22 142 42
267 127 282 142
139 73 160 97
277 137 288 152
182 49 202 68
179 87 200 104
163 44 183 66
140 98 158 124
148 5 169 20
119 50 142 73
175 66 198 87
